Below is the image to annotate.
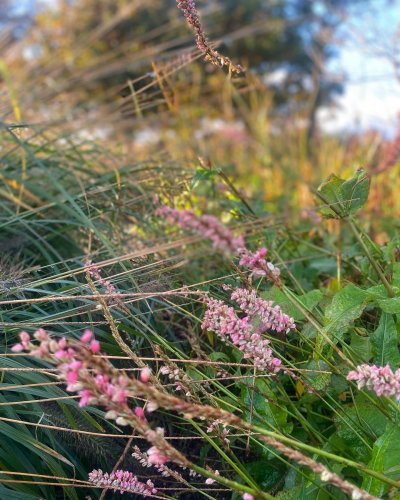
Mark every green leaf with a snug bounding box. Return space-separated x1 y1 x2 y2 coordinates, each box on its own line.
316 174 345 218
304 360 331 391
371 313 400 368
377 297 400 314
393 263 400 288
349 331 372 363
363 424 400 496
244 460 286 490
340 168 370 214
242 380 289 431
316 169 370 218
324 284 370 336
191 167 216 188
334 397 387 462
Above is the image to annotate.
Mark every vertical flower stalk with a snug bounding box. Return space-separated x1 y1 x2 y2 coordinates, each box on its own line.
176 0 243 73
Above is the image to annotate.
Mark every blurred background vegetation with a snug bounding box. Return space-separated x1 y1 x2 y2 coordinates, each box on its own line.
2 0 399 229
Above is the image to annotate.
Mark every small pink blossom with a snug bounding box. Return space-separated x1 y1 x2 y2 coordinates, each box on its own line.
90 340 100 354
79 389 92 407
81 329 93 343
146 446 170 465
134 406 146 421
11 343 24 353
33 328 49 341
243 494 254 500
140 367 151 383
239 247 281 283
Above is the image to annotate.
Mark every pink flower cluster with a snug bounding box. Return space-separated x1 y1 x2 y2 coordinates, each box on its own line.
229 287 295 334
157 206 281 284
238 247 281 283
202 294 284 372
347 364 400 399
147 446 170 465
12 330 176 466
85 260 116 295
133 445 173 477
88 469 157 496
156 205 245 255
12 329 129 410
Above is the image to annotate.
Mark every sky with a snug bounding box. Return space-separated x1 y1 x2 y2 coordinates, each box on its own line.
320 0 400 135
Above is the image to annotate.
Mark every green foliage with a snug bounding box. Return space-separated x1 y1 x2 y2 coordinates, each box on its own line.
371 313 400 367
317 169 370 218
363 424 400 496
324 284 370 336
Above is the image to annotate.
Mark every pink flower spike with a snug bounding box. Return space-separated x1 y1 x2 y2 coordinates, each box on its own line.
89 340 100 354
243 494 254 500
347 364 400 400
88 468 157 495
81 329 93 343
68 361 82 371
140 367 151 383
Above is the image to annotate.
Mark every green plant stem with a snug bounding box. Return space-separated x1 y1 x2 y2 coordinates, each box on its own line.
250 424 400 489
189 463 274 500
347 218 395 298
191 420 261 492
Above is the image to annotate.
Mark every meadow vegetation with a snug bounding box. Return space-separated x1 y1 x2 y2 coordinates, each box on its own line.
1 1 400 498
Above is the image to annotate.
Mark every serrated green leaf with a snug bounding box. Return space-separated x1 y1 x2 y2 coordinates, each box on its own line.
334 398 387 462
316 169 370 218
305 360 331 390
